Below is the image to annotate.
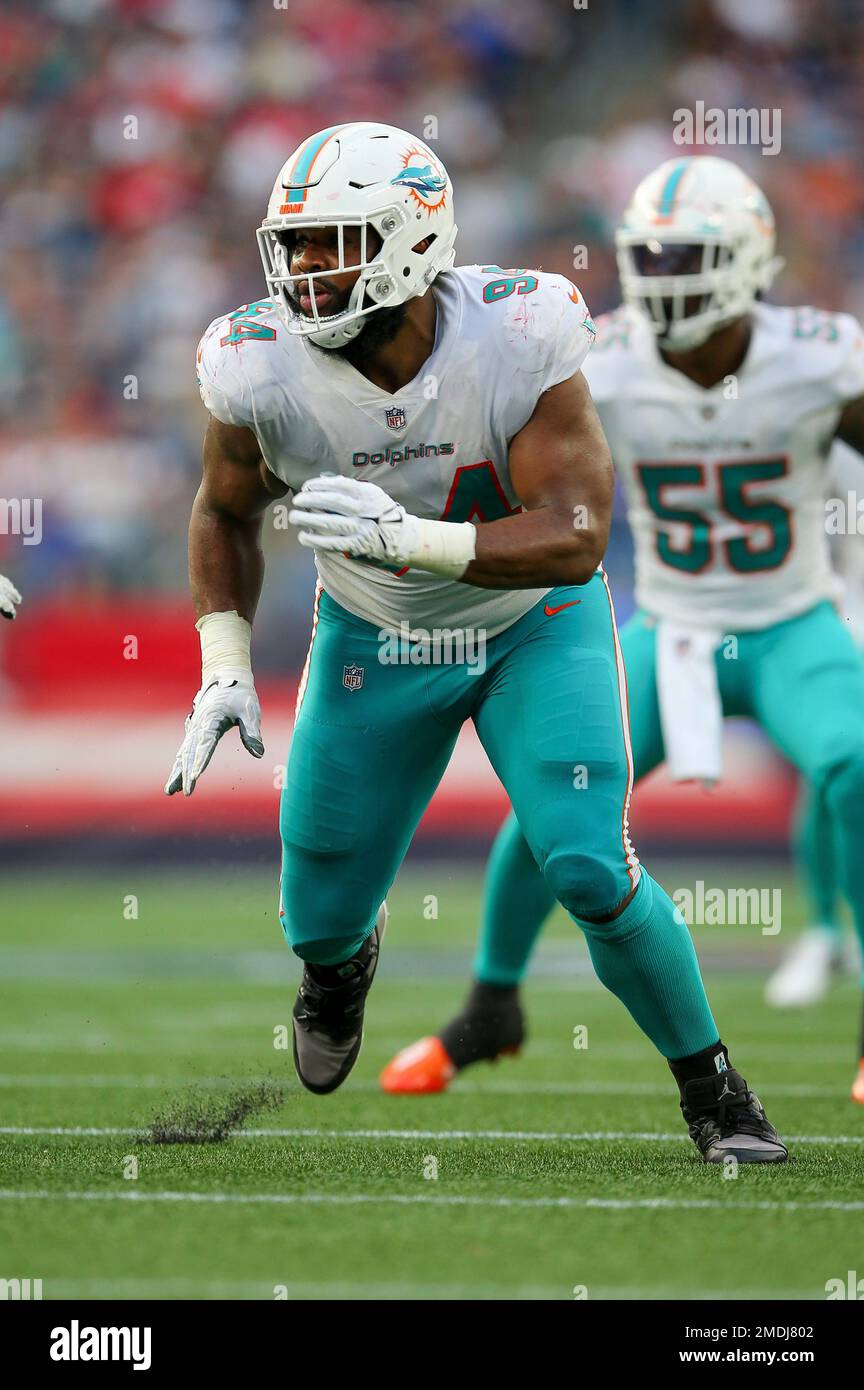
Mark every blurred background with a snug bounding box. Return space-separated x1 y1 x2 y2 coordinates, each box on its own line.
2 0 863 863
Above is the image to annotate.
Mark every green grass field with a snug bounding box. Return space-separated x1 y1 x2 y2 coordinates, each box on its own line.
1 861 862 1301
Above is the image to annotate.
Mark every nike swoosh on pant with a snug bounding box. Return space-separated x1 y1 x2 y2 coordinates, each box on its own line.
544 600 582 616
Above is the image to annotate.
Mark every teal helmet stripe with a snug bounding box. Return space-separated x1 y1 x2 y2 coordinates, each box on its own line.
657 158 693 217
282 124 351 205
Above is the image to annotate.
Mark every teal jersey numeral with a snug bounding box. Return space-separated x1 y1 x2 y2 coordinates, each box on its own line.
719 459 791 572
479 266 539 304
637 457 791 575
636 463 710 573
220 299 277 347
792 308 839 343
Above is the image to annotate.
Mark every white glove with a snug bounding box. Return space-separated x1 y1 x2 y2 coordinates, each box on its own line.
0 575 22 620
288 475 421 566
165 671 264 797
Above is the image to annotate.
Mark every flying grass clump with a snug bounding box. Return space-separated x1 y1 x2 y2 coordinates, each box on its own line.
142 1078 286 1145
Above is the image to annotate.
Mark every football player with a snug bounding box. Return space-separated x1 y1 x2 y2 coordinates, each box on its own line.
0 575 21 619
767 444 864 1009
167 127 786 1162
382 154 864 1105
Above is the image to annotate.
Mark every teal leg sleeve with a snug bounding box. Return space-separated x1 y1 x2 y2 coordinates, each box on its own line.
576 872 719 1059
793 779 842 934
474 812 555 986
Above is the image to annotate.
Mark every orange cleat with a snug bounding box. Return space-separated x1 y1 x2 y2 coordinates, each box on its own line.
851 1060 864 1104
380 1036 457 1095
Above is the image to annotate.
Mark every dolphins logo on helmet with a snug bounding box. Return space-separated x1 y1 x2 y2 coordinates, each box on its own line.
390 147 449 213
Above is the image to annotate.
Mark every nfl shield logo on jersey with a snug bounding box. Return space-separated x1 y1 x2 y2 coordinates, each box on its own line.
342 664 365 692
385 405 406 431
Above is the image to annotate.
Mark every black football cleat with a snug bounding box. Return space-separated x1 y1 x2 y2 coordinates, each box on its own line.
292 903 387 1096
681 1068 788 1163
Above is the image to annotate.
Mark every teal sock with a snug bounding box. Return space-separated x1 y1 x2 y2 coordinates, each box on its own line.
823 758 864 981
474 812 557 986
575 872 719 1059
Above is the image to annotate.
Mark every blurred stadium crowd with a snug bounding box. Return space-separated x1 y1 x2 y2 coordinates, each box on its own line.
2 0 864 672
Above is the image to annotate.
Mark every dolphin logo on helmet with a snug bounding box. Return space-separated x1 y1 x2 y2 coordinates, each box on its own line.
256 123 458 351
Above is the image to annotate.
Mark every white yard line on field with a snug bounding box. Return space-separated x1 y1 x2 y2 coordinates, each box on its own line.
43 1276 813 1300
1 1188 864 1213
0 1074 849 1099
1 1124 861 1144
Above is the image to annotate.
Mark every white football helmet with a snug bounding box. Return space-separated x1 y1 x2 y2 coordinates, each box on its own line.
615 155 784 350
257 122 458 349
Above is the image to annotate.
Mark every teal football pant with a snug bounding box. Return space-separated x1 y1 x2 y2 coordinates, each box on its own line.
477 600 864 987
279 575 719 1060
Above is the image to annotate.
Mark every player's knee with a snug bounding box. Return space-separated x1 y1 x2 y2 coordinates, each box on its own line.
542 845 628 921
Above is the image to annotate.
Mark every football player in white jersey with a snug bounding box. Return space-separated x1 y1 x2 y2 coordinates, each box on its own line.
0 575 21 619
383 154 864 1106
167 127 785 1162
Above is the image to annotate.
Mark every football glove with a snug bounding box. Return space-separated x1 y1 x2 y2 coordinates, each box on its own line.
165 671 264 797
288 475 421 566
0 574 22 620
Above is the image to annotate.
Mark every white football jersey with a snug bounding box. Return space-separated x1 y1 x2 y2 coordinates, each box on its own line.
197 265 596 637
585 301 864 630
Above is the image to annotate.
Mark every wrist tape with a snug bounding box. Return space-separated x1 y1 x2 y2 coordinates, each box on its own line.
196 609 253 682
402 517 476 579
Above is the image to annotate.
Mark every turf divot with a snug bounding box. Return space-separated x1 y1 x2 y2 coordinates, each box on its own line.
143 1079 286 1145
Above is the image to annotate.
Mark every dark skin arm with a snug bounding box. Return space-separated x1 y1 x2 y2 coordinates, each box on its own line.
836 394 864 456
190 415 288 622
461 371 613 589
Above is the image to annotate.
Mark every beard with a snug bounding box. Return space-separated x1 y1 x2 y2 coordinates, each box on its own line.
334 300 408 367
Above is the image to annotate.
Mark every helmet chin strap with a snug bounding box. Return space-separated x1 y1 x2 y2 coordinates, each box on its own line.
307 312 366 351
